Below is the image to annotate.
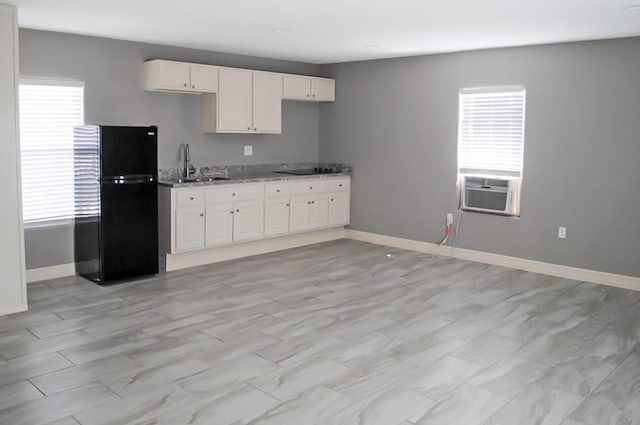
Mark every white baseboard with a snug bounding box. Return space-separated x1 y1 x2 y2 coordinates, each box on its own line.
166 227 346 272
26 263 75 283
345 229 640 291
0 303 28 316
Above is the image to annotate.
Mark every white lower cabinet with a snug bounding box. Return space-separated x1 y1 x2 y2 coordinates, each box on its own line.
233 200 263 242
329 191 350 225
265 196 290 236
205 202 233 246
289 193 330 232
205 200 263 247
289 195 311 233
309 194 329 228
176 207 205 251
165 177 350 254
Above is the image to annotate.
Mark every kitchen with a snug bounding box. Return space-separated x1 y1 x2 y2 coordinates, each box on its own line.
2 1 640 424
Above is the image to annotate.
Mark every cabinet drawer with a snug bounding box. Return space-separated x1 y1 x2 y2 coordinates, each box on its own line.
265 182 290 198
329 178 350 192
205 184 262 203
290 180 329 195
176 189 204 207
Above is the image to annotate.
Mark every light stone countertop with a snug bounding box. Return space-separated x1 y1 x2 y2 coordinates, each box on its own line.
158 171 351 188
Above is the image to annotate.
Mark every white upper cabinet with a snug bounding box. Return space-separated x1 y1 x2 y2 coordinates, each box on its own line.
311 78 336 101
189 65 218 92
217 68 253 132
144 60 218 93
283 75 335 102
204 69 283 134
145 59 335 133
155 61 189 90
253 72 283 133
283 75 312 100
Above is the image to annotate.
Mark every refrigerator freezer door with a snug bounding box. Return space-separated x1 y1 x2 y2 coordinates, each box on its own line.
100 126 157 178
100 180 158 281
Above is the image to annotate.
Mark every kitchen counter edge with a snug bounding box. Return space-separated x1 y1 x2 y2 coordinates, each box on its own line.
158 172 352 188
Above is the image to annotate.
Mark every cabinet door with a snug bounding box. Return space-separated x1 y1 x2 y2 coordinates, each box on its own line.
157 61 190 90
190 65 218 93
175 207 205 251
253 73 282 133
309 193 329 229
329 191 350 225
289 195 310 232
205 202 233 247
265 196 290 236
311 78 335 101
233 200 263 242
218 68 253 132
282 75 311 100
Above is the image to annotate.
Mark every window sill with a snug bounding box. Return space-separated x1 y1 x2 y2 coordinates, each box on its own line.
461 209 521 219
23 218 74 230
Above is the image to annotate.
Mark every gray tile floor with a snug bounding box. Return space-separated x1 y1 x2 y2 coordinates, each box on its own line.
1 239 639 425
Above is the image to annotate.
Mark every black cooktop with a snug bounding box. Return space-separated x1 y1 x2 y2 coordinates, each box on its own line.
275 168 341 176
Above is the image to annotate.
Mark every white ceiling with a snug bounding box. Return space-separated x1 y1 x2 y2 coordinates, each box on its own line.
8 0 640 64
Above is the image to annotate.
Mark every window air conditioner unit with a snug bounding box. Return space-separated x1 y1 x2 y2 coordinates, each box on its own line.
461 175 520 216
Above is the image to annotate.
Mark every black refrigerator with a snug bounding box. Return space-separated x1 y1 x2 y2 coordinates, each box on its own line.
74 125 159 283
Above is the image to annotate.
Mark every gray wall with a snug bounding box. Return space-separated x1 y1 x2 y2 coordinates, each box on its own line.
20 29 322 269
320 37 640 277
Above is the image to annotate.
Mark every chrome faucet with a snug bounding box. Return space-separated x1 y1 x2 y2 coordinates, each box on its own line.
183 143 196 178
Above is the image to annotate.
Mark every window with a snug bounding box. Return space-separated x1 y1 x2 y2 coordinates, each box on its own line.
457 86 526 216
457 86 526 178
19 80 84 225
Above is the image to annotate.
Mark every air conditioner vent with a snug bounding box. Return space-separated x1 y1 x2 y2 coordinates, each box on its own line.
461 175 520 216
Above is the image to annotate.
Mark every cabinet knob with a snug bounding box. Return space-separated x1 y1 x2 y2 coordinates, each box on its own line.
309 186 313 189
286 203 290 207
254 127 257 131
236 209 239 213
230 211 234 214
276 189 280 192
312 200 315 204
247 127 251 130
183 83 188 87
190 197 194 200
339 184 342 187
192 85 195 88
312 94 316 98
331 198 334 202
232 193 236 196
306 94 310 97
307 201 311 205
199 213 204 217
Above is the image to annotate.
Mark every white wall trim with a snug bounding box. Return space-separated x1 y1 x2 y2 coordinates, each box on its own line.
166 227 346 271
345 229 640 291
26 263 75 283
0 303 28 316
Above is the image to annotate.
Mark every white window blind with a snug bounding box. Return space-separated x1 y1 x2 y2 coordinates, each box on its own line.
458 87 526 177
19 80 84 224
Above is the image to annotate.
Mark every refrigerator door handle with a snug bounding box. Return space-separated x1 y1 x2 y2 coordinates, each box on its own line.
102 175 156 185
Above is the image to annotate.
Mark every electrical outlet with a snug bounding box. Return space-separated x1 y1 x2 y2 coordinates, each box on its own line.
558 226 567 239
446 213 454 226
243 145 253 156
